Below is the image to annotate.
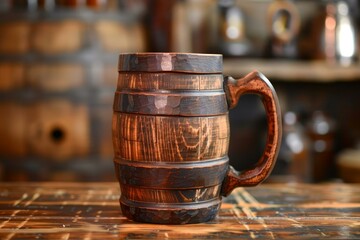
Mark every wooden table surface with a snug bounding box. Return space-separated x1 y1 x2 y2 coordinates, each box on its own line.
0 182 359 239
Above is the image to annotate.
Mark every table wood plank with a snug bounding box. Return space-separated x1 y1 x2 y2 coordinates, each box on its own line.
0 182 359 239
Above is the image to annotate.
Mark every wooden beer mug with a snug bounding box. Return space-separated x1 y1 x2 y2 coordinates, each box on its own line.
113 53 281 224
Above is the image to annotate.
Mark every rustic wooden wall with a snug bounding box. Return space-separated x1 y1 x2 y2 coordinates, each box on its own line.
0 3 146 181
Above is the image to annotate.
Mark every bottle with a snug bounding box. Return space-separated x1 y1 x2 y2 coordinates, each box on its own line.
307 111 336 182
286 112 312 182
217 0 251 56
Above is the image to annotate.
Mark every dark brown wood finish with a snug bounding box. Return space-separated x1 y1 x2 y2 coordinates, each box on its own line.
117 73 223 90
119 184 221 203
113 113 229 162
113 53 281 224
113 91 228 116
0 182 359 239
221 71 282 196
118 53 223 73
114 157 228 188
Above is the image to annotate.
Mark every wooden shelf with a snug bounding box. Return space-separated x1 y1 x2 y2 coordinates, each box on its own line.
224 59 360 82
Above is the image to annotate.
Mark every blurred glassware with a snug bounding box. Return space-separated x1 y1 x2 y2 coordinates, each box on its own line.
266 0 300 58
307 111 336 182
276 111 311 182
310 0 357 65
217 0 251 56
335 0 357 65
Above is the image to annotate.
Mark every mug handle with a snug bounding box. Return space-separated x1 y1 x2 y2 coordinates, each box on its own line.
221 71 282 197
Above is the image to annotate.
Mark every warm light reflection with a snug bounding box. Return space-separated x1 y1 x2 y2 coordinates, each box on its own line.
325 16 336 30
286 132 304 154
336 1 356 64
225 8 242 40
337 18 355 58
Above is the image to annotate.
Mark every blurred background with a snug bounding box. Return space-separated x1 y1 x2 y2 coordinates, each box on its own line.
0 0 360 183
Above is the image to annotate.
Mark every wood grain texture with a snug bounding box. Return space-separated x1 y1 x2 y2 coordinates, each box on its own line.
112 113 229 162
113 53 281 224
114 53 227 223
118 53 223 73
0 182 359 239
114 157 228 189
120 197 221 224
117 73 223 90
113 87 229 223
119 184 221 203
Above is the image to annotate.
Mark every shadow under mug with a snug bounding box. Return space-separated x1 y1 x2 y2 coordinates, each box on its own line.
112 53 282 224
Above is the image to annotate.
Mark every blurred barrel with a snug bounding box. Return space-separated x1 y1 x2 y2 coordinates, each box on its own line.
31 20 84 54
0 63 25 91
95 20 146 52
27 63 84 92
113 53 230 224
0 7 146 181
0 102 26 157
0 21 30 54
27 100 90 161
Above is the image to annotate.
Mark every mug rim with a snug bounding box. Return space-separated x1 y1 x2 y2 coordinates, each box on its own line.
118 52 222 57
118 52 223 73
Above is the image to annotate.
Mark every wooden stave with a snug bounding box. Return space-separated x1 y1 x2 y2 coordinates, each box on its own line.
114 157 228 189
119 184 221 204
117 72 223 91
112 113 229 162
113 91 228 116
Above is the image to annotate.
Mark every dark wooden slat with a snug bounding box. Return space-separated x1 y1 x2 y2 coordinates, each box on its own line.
118 53 223 73
119 184 221 203
120 197 221 224
113 91 228 116
114 157 228 189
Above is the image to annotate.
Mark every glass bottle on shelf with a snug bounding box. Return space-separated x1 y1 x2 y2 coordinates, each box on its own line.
276 111 311 183
307 111 336 182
